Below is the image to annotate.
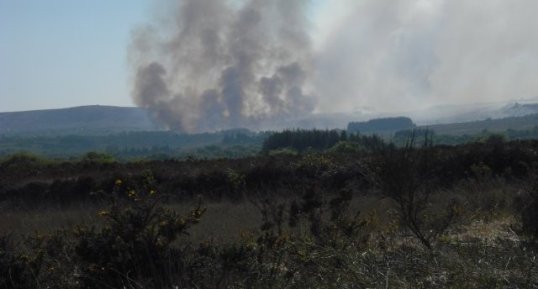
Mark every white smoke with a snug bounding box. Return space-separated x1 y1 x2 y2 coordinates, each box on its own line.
315 0 538 113
131 0 538 131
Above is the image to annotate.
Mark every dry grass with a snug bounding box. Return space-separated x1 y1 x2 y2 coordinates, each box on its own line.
447 216 520 245
2 186 538 288
0 204 99 238
0 200 263 243
169 201 262 243
0 184 524 247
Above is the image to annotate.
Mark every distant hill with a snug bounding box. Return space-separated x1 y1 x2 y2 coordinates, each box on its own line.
422 113 538 135
346 112 538 141
0 105 161 135
499 102 538 118
4 102 538 137
406 99 538 125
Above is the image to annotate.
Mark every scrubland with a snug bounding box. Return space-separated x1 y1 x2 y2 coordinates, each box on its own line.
2 139 538 288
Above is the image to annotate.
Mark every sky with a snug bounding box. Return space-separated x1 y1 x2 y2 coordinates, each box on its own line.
0 0 148 112
1 0 538 116
0 0 324 112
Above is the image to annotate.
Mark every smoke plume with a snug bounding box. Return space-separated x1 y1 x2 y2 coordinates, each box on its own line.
131 0 315 132
132 0 538 131
314 0 538 113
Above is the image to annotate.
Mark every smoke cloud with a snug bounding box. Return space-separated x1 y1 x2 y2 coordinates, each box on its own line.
131 0 538 131
315 0 538 113
131 0 315 132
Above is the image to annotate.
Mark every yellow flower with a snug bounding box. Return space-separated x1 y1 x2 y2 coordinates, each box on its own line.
98 210 109 217
115 179 122 186
149 190 156 196
128 190 137 198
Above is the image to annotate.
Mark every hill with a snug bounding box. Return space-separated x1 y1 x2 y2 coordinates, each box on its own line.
0 105 160 136
423 113 538 135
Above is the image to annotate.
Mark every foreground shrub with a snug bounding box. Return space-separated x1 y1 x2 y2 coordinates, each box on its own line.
373 136 461 250
514 170 538 245
0 234 41 289
73 180 205 288
3 163 538 288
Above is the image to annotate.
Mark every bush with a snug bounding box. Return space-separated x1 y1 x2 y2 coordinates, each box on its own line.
373 138 461 250
514 172 538 245
81 152 116 164
73 179 205 288
0 178 207 288
328 141 363 154
0 234 41 289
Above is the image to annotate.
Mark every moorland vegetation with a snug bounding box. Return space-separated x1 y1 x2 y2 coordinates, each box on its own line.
1 131 538 288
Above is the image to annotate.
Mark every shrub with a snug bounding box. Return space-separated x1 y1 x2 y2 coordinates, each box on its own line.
373 137 461 250
267 147 298 156
81 152 116 165
73 180 205 288
0 234 41 289
328 141 363 154
514 172 538 245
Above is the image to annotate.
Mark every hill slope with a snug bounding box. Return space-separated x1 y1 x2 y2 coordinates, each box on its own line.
0 105 160 135
423 113 538 135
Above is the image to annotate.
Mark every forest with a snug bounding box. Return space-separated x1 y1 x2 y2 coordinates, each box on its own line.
1 130 538 288
4 121 538 161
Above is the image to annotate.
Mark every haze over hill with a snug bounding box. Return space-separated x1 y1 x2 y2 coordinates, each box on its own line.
3 100 538 136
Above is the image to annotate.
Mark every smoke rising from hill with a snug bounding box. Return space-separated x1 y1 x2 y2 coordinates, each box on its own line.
131 0 315 132
131 0 538 132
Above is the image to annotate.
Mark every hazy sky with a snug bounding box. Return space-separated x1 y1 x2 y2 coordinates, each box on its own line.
2 0 537 115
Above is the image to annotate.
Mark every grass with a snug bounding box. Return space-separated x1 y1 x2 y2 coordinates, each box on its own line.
0 183 518 244
169 201 262 243
0 204 99 238
0 200 264 243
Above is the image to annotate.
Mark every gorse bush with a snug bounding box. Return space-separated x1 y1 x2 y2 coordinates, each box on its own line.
73 179 206 288
0 178 207 289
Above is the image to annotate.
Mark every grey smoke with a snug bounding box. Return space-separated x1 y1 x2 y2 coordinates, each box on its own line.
315 0 538 114
132 0 538 131
131 0 315 132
